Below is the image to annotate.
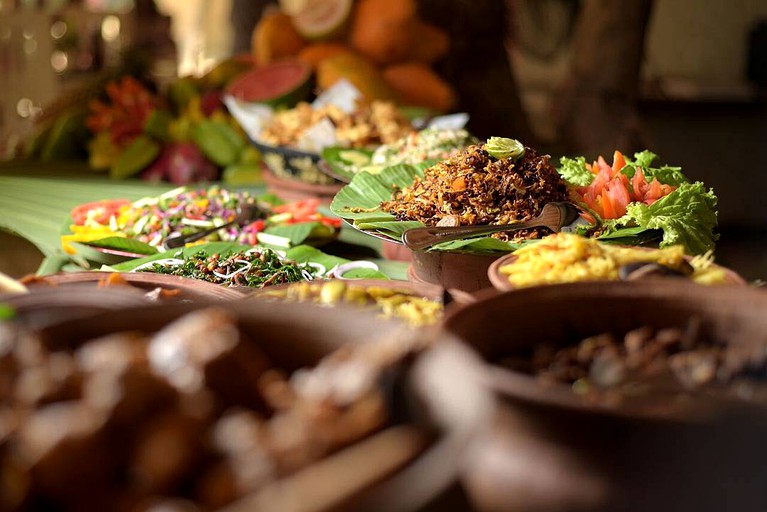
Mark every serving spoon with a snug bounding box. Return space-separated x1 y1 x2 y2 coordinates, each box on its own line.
162 204 259 249
402 202 587 251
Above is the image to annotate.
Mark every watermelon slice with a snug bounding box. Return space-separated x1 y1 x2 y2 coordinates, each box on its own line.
290 0 353 41
225 61 313 109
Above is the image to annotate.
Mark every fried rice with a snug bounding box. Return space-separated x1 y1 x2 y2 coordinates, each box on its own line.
380 142 570 242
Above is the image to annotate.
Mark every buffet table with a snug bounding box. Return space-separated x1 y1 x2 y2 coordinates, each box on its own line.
0 168 410 280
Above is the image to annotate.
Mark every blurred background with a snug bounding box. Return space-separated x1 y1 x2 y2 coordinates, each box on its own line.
1 0 766 278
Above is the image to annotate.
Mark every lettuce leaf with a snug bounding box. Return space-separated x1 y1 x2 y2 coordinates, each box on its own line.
606 182 718 255
621 150 689 186
558 156 593 186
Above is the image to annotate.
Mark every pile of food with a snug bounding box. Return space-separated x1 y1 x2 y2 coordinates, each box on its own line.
381 138 570 242
369 128 478 167
257 280 442 326
0 307 423 510
559 150 718 255
259 100 414 150
134 248 318 289
508 317 767 405
498 233 729 288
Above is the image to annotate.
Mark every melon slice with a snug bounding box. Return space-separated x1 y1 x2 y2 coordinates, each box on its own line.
225 61 313 109
291 0 353 41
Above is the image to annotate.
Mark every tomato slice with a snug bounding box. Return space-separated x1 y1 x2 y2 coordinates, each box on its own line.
71 199 131 225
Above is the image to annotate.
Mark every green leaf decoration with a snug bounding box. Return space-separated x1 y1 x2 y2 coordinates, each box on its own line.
321 146 374 182
0 304 16 321
82 236 159 255
285 245 348 272
110 135 162 179
264 222 322 246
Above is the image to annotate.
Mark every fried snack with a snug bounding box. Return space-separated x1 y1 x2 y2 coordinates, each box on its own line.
260 100 414 149
381 143 569 242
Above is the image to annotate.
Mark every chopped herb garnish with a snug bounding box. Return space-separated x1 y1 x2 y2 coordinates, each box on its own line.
138 248 317 288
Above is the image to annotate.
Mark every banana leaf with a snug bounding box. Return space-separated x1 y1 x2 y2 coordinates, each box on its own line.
330 162 517 254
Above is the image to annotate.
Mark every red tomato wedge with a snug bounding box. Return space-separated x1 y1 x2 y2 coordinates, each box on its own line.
575 150 676 219
271 198 342 227
71 199 130 225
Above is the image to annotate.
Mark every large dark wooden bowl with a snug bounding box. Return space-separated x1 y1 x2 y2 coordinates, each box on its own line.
13 300 483 512
437 280 767 512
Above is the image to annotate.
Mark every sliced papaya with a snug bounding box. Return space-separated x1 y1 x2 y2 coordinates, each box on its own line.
382 62 457 112
251 11 305 66
298 42 354 70
225 60 313 109
316 53 396 101
290 0 353 41
410 21 450 64
348 0 418 65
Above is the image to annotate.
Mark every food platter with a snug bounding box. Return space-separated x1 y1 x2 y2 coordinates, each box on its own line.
24 271 246 301
486 235 747 292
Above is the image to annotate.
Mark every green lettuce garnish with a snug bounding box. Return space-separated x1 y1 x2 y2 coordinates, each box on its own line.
558 156 593 186
621 150 689 186
601 182 718 255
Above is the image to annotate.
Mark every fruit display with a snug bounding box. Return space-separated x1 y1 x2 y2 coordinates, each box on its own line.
250 0 457 113
24 60 262 186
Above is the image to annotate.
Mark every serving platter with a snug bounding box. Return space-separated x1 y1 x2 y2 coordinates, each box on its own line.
25 270 246 301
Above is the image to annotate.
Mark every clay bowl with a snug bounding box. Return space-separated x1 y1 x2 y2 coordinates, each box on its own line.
25 271 245 302
487 250 747 291
408 249 503 293
437 280 767 512
11 300 484 512
0 286 151 329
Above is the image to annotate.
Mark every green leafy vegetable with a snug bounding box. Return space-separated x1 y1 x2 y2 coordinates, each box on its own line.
621 150 689 186
82 237 159 255
558 156 593 186
604 182 718 254
137 248 315 288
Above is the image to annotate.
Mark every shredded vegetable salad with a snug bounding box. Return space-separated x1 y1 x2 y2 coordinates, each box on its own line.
133 248 319 288
63 186 342 254
117 186 269 247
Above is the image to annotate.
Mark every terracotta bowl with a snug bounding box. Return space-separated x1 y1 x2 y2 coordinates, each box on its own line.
7 300 484 512
488 250 747 292
0 286 151 330
437 280 767 512
25 271 245 302
408 249 502 293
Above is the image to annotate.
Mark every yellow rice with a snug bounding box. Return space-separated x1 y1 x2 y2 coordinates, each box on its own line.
499 233 727 288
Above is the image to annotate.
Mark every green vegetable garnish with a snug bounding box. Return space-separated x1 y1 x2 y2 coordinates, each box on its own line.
0 304 16 321
558 156 593 187
608 182 719 255
484 137 525 160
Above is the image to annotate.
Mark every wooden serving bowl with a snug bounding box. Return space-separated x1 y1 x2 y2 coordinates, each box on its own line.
11 300 483 512
436 281 767 512
408 249 502 293
26 271 246 302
